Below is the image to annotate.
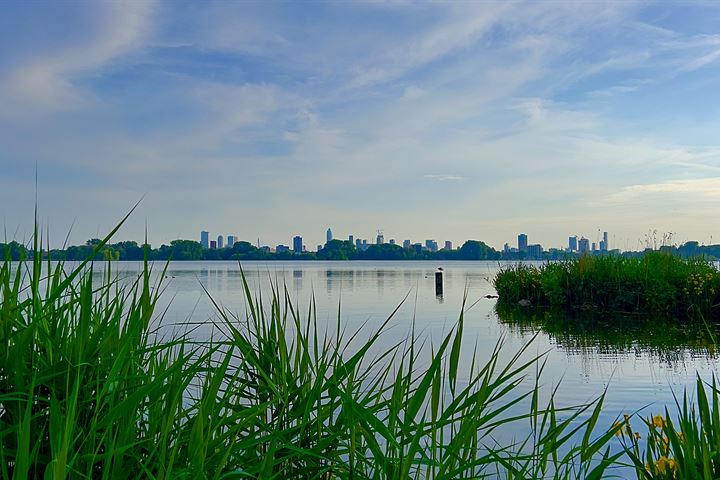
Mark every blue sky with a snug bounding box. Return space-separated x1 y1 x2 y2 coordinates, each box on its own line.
2 1 720 251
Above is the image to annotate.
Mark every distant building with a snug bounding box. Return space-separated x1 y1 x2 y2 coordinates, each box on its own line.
518 233 528 252
568 236 578 252
293 235 302 254
592 242 597 252
578 237 590 253
348 235 354 244
403 239 411 249
227 235 235 248
217 235 224 249
503 243 510 253
210 240 217 249
389 239 396 245
201 231 209 249
326 228 333 244
355 238 362 250
317 244 322 252
376 233 384 245
602 231 609 251
361 239 368 251
444 241 452 250
413 243 423 254
425 240 438 252
276 245 290 253
599 240 607 251
527 244 543 259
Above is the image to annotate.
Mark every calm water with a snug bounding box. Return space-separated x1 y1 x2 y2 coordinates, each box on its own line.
95 261 720 440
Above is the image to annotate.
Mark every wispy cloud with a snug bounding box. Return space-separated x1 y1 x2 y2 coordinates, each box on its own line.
424 174 465 182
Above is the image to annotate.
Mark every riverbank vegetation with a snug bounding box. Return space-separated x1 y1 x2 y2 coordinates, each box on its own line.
494 252 720 320
3 229 720 478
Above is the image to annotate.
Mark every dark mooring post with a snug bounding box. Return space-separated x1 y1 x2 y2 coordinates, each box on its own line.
435 267 443 296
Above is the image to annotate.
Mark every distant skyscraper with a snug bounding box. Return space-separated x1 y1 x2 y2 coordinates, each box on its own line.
444 241 452 250
602 231 609 251
227 235 235 248
210 240 217 249
200 231 209 249
355 238 362 250
518 233 528 252
326 228 333 244
348 235 354 244
578 237 590 253
425 240 438 252
376 233 384 245
528 244 543 259
293 235 302 254
592 242 597 252
503 243 510 253
568 236 578 252
403 239 411 249
217 235 224 249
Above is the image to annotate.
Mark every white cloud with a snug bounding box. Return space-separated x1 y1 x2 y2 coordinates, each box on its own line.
0 1 155 114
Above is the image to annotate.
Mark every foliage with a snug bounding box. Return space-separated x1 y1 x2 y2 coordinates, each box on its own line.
617 376 720 479
494 252 720 319
0 224 625 479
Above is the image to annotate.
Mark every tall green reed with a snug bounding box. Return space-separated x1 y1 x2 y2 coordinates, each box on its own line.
1 222 622 479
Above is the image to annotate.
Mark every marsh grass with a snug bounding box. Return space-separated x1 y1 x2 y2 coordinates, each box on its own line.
494 253 720 319
0 220 629 479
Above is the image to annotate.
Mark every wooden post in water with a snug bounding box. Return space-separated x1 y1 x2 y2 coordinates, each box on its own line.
435 268 443 296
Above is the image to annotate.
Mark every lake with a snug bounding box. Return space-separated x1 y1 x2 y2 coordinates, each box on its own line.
98 260 719 440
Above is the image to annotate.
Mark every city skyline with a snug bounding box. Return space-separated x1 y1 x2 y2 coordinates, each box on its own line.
196 226 623 254
2 3 720 249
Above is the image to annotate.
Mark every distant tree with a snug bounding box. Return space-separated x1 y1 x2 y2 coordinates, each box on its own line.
317 240 356 260
457 240 500 260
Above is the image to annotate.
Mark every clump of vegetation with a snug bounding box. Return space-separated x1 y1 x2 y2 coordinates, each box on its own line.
494 252 720 319
616 376 720 479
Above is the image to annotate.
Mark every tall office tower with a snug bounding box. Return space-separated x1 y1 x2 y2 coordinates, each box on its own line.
326 228 333 244
376 233 384 245
444 241 452 250
578 237 590 253
293 235 302 254
227 235 235 248
599 240 607 251
591 242 597 252
348 235 354 244
201 231 209 249
355 238 362 250
403 239 411 249
210 240 217 249
425 240 438 252
217 235 224 249
568 236 578 251
518 233 528 252
602 231 609 250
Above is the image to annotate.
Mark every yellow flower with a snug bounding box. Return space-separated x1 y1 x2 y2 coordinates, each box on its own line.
655 456 669 474
652 415 665 429
612 421 623 437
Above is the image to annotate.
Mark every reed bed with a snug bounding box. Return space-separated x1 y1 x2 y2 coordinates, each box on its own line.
494 253 720 319
2 225 720 479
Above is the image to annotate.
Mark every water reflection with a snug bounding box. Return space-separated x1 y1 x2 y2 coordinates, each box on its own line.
495 303 719 365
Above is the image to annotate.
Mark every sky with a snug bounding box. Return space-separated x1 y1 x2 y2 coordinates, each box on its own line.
2 1 720 251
